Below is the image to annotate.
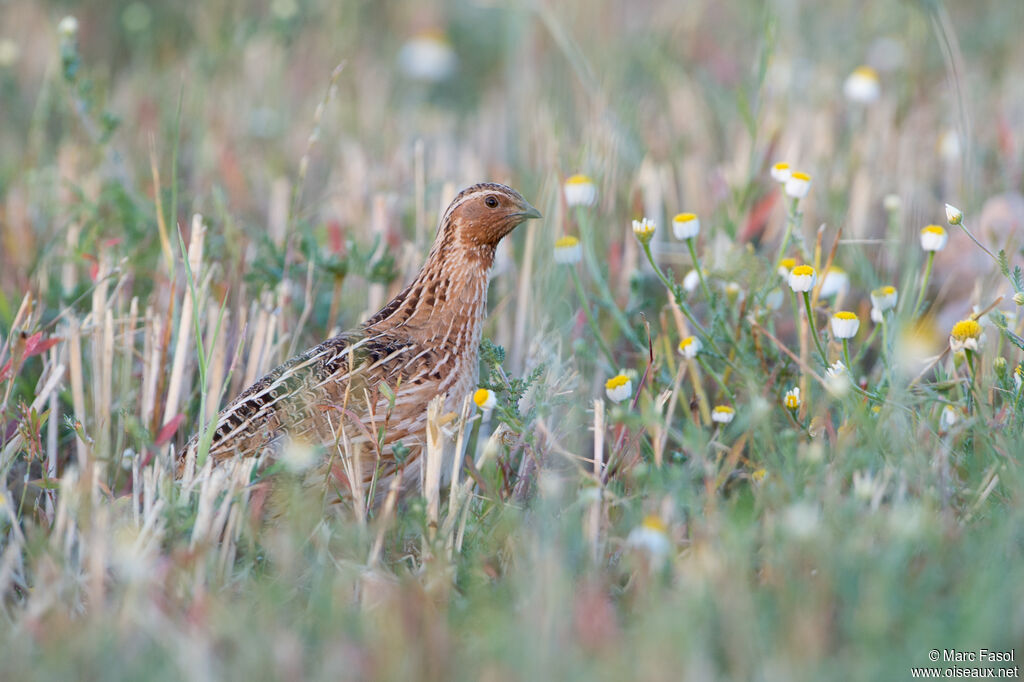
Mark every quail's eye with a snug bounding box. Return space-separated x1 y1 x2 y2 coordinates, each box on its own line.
485 195 499 209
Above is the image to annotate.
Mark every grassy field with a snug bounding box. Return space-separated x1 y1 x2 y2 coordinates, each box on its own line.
2 1 1024 680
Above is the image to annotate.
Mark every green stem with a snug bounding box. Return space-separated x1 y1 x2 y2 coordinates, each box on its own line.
912 251 935 318
774 197 802 267
577 209 646 351
697 355 735 404
842 338 853 372
642 242 730 365
803 292 828 365
687 238 713 304
570 267 616 369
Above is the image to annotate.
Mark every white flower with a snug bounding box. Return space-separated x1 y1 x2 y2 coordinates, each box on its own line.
870 307 883 324
939 130 961 162
843 65 881 103
770 162 792 183
627 515 671 563
605 374 633 403
724 281 743 303
473 388 496 412
632 217 656 245
783 387 800 410
870 285 898 312
677 335 701 359
819 267 849 298
920 225 948 251
940 405 958 430
825 361 850 396
58 16 79 39
782 502 820 539
883 194 902 212
683 269 701 293
831 311 860 339
1014 365 1023 390
949 319 982 353
564 174 597 207
777 257 796 278
852 470 883 502
280 438 319 473
711 405 735 424
553 236 582 264
788 265 817 293
784 172 811 199
397 31 457 82
672 213 700 240
945 203 963 225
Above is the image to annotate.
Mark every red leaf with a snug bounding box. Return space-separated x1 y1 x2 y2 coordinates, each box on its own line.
0 360 11 382
23 332 61 359
155 413 186 446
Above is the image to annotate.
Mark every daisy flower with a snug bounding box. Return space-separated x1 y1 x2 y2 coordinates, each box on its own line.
553 236 582 264
870 285 898 312
783 387 800 410
605 374 633 403
949 319 982 353
920 225 948 252
777 257 797 278
831 311 860 339
672 213 700 240
683 269 701 293
626 515 671 563
784 172 811 200
940 405 958 430
843 65 880 103
632 217 656 245
711 405 735 424
788 265 817 293
677 335 701 359
945 203 963 225
819 267 849 298
564 174 597 207
473 388 497 412
770 162 792 183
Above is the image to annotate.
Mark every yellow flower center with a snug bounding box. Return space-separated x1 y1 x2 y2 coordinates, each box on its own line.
565 174 593 185
778 257 796 269
473 388 492 407
881 285 896 295
751 468 767 482
791 171 811 181
922 225 946 236
835 311 858 321
555 236 580 248
641 515 667 533
713 405 734 415
605 374 630 390
853 65 879 80
951 319 981 340
678 336 695 349
673 212 697 223
784 394 799 409
791 265 815 276
773 162 789 171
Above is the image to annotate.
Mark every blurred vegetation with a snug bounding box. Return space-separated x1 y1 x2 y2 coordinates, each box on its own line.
1 0 1024 680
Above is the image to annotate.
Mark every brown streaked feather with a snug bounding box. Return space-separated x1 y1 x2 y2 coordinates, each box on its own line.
177 182 540 503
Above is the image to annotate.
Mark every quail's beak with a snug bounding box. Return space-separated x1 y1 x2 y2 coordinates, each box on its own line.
512 201 542 221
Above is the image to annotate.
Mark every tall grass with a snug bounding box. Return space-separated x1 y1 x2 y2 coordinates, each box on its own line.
1 0 1023 680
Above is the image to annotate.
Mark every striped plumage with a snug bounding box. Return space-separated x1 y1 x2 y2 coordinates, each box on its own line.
176 183 541 500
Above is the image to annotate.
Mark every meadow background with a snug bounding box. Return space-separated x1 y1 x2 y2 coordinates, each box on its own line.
1 0 1024 680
